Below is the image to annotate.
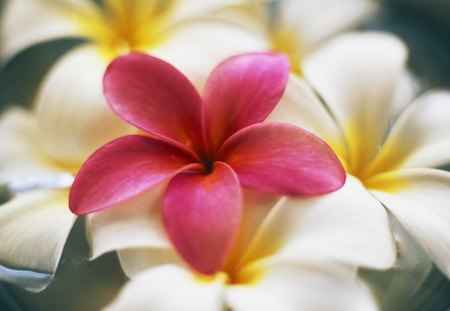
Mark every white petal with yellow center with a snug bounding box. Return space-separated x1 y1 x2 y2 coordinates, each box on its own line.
368 168 450 278
303 32 407 176
104 265 225 311
35 44 133 165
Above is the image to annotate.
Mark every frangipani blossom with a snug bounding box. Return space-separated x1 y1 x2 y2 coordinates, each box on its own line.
1 0 267 164
69 52 345 275
0 108 77 290
270 32 450 278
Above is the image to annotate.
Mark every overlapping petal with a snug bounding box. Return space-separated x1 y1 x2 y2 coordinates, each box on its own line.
202 53 289 152
35 45 132 164
163 162 242 275
87 184 170 259
227 264 377 311
104 53 203 152
266 75 347 165
241 175 395 270
364 91 450 175
368 168 450 278
0 190 75 274
220 122 345 195
69 135 196 215
303 33 407 174
104 265 225 311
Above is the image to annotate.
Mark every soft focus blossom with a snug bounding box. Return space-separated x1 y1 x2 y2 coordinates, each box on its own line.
69 52 346 275
269 31 450 278
0 0 267 164
0 108 77 291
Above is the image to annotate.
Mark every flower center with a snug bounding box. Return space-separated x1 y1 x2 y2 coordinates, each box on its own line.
79 1 177 58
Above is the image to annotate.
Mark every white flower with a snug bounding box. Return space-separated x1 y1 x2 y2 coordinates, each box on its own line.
270 31 450 278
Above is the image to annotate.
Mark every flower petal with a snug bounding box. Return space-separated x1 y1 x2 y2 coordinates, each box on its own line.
0 0 98 60
303 32 407 174
86 184 170 259
220 122 346 195
365 91 450 175
0 190 75 275
266 75 348 165
163 162 242 275
277 0 378 52
241 175 395 270
104 265 225 311
35 44 132 164
0 108 58 182
368 168 450 278
226 263 377 311
202 53 289 153
69 135 196 215
104 53 203 152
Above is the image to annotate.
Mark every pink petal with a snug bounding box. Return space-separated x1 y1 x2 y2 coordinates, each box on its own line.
202 53 290 154
219 123 346 195
69 135 198 215
104 53 203 153
163 162 242 275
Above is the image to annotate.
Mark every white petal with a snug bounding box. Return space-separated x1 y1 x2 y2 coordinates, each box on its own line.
87 185 170 259
369 168 450 278
226 264 378 311
267 74 348 165
242 175 395 270
104 265 225 311
0 0 98 60
0 190 75 274
0 108 58 182
35 44 133 164
150 19 269 90
278 0 378 52
366 91 450 174
303 32 407 174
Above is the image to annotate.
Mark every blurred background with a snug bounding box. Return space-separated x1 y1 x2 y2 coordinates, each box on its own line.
0 0 449 310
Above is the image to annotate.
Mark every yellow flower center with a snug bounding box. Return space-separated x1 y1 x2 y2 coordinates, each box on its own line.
77 0 178 58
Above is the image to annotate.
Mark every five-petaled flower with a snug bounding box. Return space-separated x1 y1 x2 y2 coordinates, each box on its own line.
69 52 346 274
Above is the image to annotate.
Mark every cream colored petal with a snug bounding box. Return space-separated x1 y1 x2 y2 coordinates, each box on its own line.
365 91 450 175
0 108 58 182
277 0 378 52
303 32 407 174
35 44 133 165
104 265 225 311
226 263 378 311
0 190 75 274
1 0 98 60
87 184 170 259
242 175 395 270
368 168 450 278
150 19 269 90
267 74 348 166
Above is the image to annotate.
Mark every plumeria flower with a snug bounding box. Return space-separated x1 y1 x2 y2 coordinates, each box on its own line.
1 0 267 165
0 108 77 291
69 52 346 275
269 32 450 278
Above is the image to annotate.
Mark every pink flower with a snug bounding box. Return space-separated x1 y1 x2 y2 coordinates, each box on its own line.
69 53 345 275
